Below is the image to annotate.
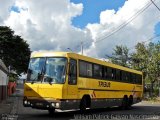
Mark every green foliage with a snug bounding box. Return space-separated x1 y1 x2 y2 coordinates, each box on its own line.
0 26 31 75
153 87 159 97
8 72 18 82
9 76 16 82
131 42 160 84
110 45 129 67
130 43 148 76
112 42 160 97
131 42 160 97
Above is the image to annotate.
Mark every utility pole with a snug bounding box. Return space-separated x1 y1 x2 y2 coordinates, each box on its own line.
81 41 83 55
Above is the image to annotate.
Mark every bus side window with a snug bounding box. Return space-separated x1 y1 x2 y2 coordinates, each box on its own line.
68 59 77 85
137 74 142 84
122 71 126 82
116 69 120 81
107 67 112 80
133 74 136 84
93 64 102 79
112 69 116 80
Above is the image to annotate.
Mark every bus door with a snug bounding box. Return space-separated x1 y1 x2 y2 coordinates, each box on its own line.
67 58 78 98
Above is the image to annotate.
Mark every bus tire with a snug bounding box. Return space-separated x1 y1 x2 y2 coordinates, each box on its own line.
128 95 133 109
48 108 55 115
121 96 128 110
80 97 87 113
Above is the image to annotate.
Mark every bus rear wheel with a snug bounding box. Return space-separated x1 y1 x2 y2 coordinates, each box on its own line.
128 96 133 109
121 96 128 110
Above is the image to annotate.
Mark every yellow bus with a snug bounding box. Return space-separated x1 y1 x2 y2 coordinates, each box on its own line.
23 51 143 114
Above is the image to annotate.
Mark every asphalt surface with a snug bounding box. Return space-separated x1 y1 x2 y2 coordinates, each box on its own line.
1 84 160 120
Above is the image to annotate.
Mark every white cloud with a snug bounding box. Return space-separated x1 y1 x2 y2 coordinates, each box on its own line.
3 0 92 52
0 0 14 25
85 0 160 58
0 0 160 59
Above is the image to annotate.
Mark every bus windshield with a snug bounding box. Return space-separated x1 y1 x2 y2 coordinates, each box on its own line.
27 57 67 84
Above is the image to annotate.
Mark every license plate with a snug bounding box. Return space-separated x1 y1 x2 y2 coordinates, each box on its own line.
36 103 43 106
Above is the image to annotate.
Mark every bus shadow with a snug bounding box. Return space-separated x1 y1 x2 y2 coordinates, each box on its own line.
19 107 136 119
19 105 160 120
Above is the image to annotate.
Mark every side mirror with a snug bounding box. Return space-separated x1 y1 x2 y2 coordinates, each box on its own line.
28 69 32 74
68 73 72 77
48 78 52 85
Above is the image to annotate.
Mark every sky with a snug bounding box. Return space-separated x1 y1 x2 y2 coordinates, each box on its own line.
0 0 160 59
71 0 126 28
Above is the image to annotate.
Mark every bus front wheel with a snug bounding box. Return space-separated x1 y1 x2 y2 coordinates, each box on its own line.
48 108 55 115
80 97 87 113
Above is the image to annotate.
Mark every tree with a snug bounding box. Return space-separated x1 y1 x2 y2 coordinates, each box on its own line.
131 42 160 97
0 26 31 75
110 45 129 67
130 42 148 75
146 42 160 96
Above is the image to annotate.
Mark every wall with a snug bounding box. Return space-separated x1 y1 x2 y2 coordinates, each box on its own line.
0 59 8 102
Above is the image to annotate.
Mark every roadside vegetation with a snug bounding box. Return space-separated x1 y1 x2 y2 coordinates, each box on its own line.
0 26 31 82
109 42 160 99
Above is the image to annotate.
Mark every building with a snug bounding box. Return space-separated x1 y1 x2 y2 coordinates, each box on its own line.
0 59 8 102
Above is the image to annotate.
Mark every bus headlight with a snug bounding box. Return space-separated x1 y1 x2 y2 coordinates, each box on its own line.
56 103 60 108
51 103 55 107
24 100 27 105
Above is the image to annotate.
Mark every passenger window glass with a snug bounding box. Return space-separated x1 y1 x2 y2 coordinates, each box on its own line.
68 59 77 85
79 61 87 76
87 63 92 77
116 70 120 81
107 68 112 80
79 61 92 77
93 64 102 78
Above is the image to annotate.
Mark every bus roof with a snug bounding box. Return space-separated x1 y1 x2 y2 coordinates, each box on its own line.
31 51 142 75
31 51 69 58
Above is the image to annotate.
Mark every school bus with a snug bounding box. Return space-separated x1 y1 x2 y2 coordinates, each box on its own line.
23 51 143 114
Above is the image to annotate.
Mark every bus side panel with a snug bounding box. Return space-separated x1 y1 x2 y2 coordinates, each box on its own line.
77 78 143 99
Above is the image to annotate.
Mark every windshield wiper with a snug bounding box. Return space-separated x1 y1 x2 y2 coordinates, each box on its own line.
31 81 35 84
31 77 37 84
43 75 53 85
30 73 42 84
49 80 52 85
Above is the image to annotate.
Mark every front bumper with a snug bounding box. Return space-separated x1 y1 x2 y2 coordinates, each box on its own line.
23 98 80 110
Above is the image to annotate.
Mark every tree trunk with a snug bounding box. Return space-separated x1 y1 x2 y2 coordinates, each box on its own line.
150 81 154 97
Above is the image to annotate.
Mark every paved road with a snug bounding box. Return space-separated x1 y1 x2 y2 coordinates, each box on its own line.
3 84 160 120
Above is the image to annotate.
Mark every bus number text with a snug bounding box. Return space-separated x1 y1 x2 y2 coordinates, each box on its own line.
98 81 111 87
